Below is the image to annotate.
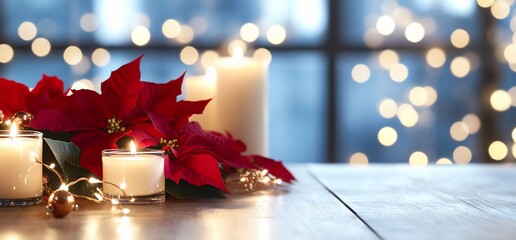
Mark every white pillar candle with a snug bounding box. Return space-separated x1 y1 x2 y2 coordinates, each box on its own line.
184 67 220 131
214 47 268 156
102 141 165 204
0 126 42 205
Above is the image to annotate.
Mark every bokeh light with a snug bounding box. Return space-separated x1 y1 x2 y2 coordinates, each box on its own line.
503 44 516 64
512 127 516 142
397 104 419 127
267 25 287 45
436 158 453 164
180 46 199 65
378 98 398 119
364 28 384 48
409 86 428 107
18 21 37 41
176 25 194 44
426 47 446 68
253 48 272 65
378 126 398 146
378 49 399 69
349 152 368 165
513 143 516 159
450 121 469 141
80 13 97 32
70 79 95 91
509 86 516 107
31 37 51 57
450 56 471 78
389 63 408 82
409 151 428 166
376 15 396 36
91 48 110 67
488 141 507 161
423 86 438 106
240 23 260 42
63 46 83 65
490 89 511 111
491 0 510 20
131 26 151 46
393 7 413 26
0 44 14 63
200 50 220 69
162 19 181 39
462 114 481 134
71 57 90 75
351 64 370 83
405 22 425 43
450 29 470 48
477 0 495 8
453 146 472 164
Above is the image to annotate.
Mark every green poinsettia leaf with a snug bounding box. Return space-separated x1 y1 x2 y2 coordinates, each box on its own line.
43 138 98 196
165 179 226 199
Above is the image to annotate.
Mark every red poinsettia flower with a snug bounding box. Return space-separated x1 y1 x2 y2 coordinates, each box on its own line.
0 78 30 119
138 76 295 191
30 55 151 177
0 75 67 124
26 75 67 114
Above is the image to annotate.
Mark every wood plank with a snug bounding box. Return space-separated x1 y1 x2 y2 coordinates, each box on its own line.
0 165 378 240
310 164 516 240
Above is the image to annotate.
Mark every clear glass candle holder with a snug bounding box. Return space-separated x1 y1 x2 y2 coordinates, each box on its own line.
102 149 165 204
0 130 43 206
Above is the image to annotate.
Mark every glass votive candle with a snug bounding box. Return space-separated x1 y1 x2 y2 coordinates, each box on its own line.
0 130 43 206
102 148 165 204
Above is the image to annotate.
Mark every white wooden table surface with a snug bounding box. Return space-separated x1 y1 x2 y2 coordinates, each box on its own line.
0 164 515 240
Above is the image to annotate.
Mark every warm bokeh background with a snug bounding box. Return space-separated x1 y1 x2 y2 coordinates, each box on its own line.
0 0 514 164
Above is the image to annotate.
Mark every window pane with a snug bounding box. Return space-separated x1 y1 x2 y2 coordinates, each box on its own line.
269 52 327 162
338 51 483 163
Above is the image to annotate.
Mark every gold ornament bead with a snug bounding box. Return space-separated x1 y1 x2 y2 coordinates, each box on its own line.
48 190 75 218
10 111 34 126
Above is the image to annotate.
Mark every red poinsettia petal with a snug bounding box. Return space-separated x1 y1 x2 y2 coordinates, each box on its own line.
179 122 252 169
29 108 97 132
71 130 126 178
138 74 184 119
100 55 144 119
26 75 65 113
0 78 30 118
70 90 112 127
167 153 228 192
147 112 178 140
247 155 296 183
171 99 211 131
129 122 162 148
164 155 181 183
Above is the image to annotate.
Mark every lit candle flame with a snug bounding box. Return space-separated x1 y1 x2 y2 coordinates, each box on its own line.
232 46 244 59
129 141 136 155
9 124 17 138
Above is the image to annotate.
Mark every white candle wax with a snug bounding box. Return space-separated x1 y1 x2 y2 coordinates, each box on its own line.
184 68 219 131
0 133 42 200
214 54 268 156
102 152 164 197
